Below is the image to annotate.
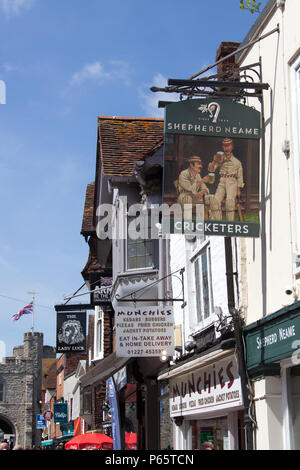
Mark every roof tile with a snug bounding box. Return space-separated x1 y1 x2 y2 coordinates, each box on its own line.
81 182 96 235
98 116 164 176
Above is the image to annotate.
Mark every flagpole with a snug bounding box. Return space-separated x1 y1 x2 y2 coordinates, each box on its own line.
27 291 37 333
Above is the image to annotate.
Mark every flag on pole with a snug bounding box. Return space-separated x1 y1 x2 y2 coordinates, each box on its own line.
12 301 34 322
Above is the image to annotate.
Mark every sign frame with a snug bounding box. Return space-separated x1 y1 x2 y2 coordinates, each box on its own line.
245 310 300 373
115 306 175 358
163 98 261 238
56 311 87 353
53 403 68 424
36 414 47 429
169 355 243 418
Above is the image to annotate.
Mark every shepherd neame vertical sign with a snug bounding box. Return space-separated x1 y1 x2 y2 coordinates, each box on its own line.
163 98 261 237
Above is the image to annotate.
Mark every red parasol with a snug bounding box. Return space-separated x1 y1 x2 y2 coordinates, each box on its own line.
125 432 137 450
65 432 113 450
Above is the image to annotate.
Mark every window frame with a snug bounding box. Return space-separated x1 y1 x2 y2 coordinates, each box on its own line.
94 305 104 361
125 212 154 273
290 53 300 275
190 237 215 331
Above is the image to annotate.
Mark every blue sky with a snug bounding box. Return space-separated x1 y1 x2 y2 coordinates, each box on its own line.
0 0 268 357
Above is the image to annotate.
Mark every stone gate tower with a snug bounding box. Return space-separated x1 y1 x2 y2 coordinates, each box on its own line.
0 332 44 448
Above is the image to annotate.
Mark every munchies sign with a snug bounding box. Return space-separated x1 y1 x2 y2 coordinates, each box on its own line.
115 306 175 358
169 355 243 417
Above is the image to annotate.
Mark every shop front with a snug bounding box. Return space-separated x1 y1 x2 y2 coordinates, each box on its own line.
158 349 245 450
244 300 300 450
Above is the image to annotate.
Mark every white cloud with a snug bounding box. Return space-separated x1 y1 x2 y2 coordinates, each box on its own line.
2 62 19 72
109 60 132 86
70 61 110 86
69 60 132 87
0 0 34 16
139 73 178 118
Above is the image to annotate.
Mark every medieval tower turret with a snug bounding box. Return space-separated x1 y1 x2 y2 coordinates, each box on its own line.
0 332 45 448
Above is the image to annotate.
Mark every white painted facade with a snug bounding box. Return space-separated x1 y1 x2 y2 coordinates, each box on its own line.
63 372 77 422
170 234 230 349
168 233 243 450
166 0 300 451
64 360 86 424
237 0 300 450
238 0 300 324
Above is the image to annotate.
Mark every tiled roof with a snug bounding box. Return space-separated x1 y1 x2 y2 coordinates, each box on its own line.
81 236 103 279
98 116 164 176
43 360 57 390
81 182 96 236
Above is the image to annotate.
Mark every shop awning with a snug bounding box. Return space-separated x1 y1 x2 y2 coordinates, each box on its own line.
80 352 131 388
243 299 300 378
41 440 53 447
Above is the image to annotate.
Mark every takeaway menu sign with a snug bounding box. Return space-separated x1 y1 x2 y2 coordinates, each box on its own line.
115 306 175 358
163 98 261 237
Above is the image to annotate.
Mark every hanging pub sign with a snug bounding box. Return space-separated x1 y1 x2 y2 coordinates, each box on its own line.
53 403 68 423
115 306 175 358
91 277 112 305
56 311 86 353
163 98 261 237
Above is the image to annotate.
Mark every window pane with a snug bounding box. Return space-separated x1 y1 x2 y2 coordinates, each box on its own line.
83 391 92 414
127 216 153 269
128 256 138 269
0 383 3 402
194 258 202 322
137 241 146 256
208 247 214 314
194 245 213 323
128 244 137 257
201 251 209 319
97 320 102 356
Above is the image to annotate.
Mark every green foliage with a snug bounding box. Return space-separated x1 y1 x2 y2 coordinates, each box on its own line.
239 0 262 13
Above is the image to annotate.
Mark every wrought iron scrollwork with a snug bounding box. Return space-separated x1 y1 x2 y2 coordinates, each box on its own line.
151 62 268 102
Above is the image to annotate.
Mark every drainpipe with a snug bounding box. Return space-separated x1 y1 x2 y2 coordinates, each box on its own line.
224 236 253 450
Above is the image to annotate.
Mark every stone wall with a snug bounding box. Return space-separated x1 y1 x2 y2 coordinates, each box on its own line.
159 381 173 450
0 332 44 448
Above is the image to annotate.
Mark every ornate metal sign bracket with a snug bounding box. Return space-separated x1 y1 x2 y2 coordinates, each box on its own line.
115 267 187 309
151 25 280 104
152 61 268 105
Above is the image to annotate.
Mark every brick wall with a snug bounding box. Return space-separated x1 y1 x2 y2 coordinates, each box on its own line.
65 354 87 377
216 41 240 79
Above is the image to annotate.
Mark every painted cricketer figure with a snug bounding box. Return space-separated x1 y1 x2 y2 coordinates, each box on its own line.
176 155 210 210
209 138 244 221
